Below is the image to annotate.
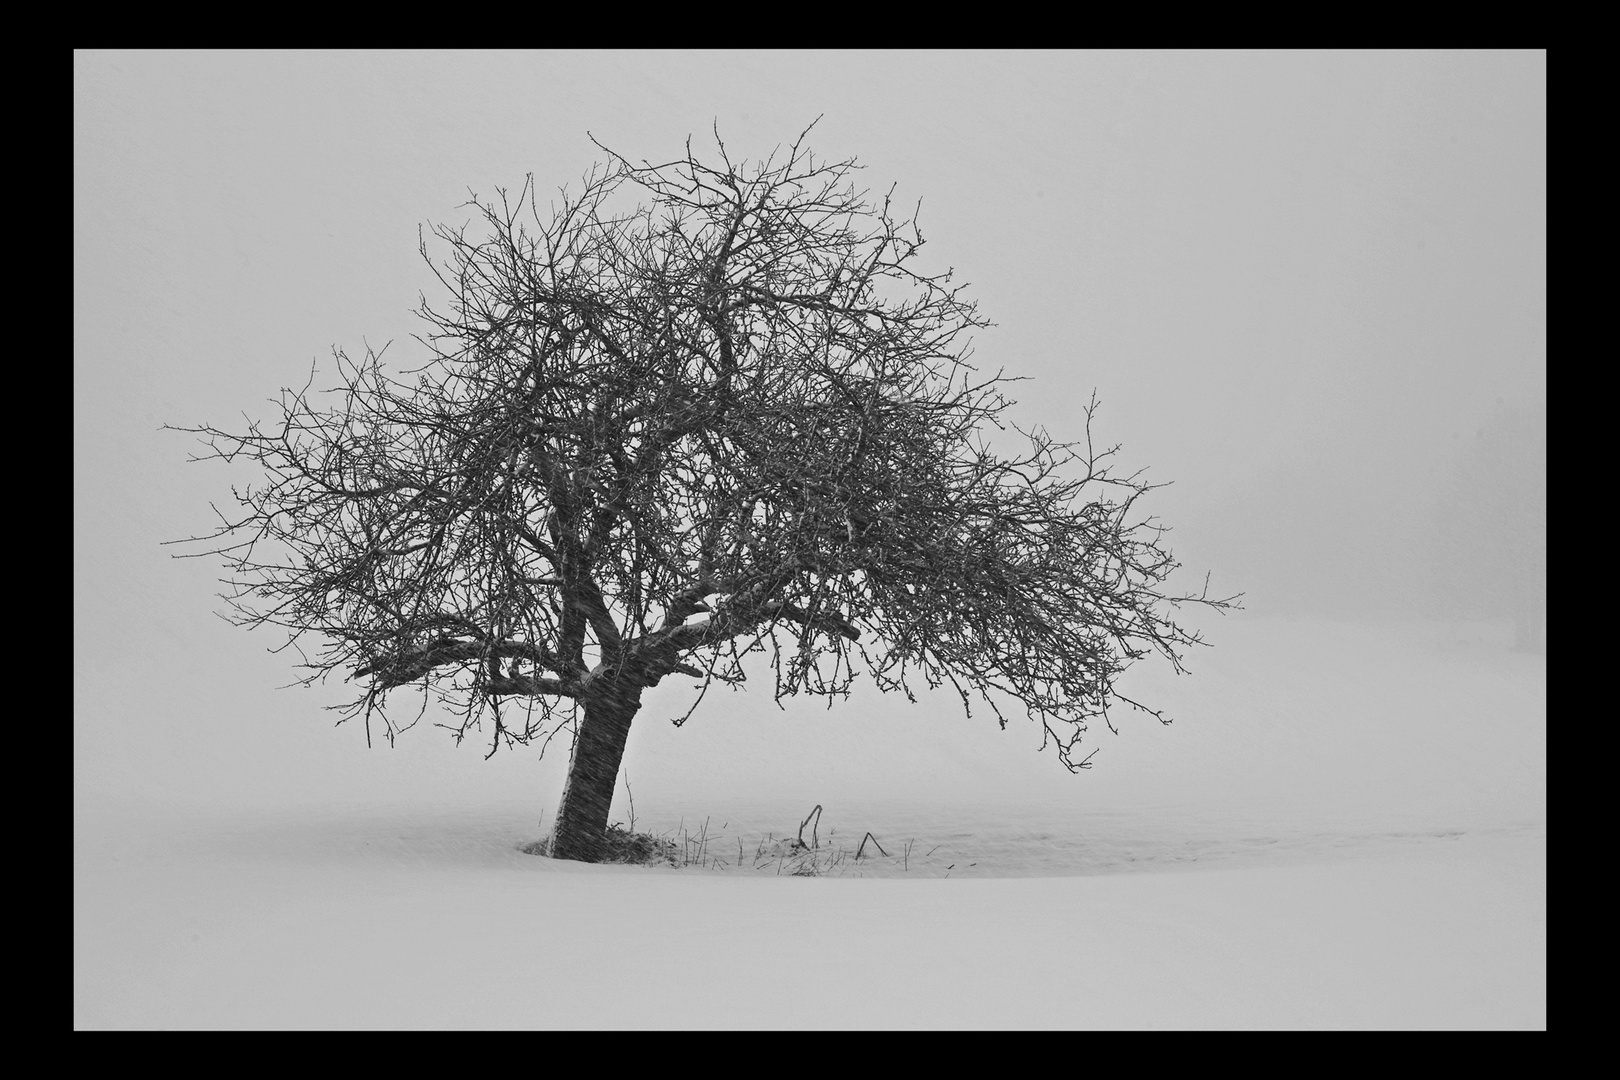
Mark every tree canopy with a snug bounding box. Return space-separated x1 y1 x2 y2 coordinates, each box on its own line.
175 126 1237 859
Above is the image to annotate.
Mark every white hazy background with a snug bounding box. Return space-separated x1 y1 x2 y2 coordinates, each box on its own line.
75 51 1544 1029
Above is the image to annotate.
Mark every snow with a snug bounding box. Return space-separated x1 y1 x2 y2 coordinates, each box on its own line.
74 616 1545 1029
75 51 1544 1029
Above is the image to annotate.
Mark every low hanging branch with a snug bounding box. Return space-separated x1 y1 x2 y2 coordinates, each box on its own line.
170 121 1239 861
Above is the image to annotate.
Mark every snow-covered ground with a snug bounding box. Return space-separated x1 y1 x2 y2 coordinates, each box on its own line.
74 615 1545 1028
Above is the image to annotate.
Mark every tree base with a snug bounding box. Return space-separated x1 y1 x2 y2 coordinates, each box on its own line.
520 825 677 866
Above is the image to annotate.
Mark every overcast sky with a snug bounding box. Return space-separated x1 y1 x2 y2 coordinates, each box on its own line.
75 51 1544 799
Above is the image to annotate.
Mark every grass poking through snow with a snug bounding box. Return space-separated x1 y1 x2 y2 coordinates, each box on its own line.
523 805 959 876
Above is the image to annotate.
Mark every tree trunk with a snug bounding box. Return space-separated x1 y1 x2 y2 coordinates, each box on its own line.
546 682 643 862
1511 572 1546 654
1513 587 1546 653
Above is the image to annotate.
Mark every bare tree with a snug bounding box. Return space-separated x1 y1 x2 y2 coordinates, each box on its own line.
1432 401 1546 652
171 127 1238 862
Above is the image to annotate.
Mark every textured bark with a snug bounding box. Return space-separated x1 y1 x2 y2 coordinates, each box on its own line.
546 682 643 862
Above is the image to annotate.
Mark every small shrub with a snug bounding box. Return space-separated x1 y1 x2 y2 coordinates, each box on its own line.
602 824 680 866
